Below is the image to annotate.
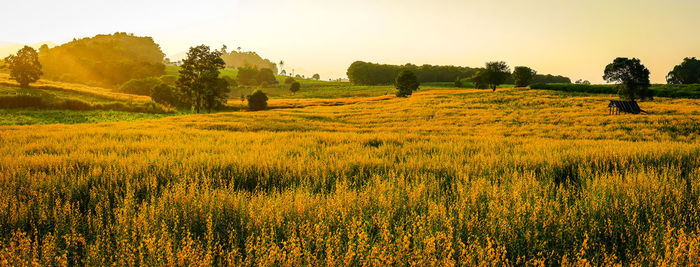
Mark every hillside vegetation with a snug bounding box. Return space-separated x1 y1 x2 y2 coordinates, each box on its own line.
38 33 165 87
0 88 699 265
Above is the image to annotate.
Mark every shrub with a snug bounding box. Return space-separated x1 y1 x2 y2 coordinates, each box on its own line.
159 75 178 86
289 81 301 95
454 77 462 88
150 83 180 107
118 77 163 96
56 99 94 110
285 77 295 85
246 90 268 111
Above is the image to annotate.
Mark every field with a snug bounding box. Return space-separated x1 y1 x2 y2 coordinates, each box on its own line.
1 83 699 265
532 83 700 99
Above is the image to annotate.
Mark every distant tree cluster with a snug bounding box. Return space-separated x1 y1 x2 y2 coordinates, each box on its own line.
531 74 572 84
666 57 700 84
219 46 278 73
347 61 480 85
512 66 537 87
237 66 279 87
471 61 511 91
37 32 166 87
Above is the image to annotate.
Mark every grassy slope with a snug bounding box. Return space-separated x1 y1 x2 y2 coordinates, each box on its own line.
1 88 699 264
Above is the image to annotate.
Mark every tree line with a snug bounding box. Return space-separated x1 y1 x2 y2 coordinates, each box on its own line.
347 60 571 86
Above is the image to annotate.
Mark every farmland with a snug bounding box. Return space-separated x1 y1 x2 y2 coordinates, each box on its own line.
1 86 699 265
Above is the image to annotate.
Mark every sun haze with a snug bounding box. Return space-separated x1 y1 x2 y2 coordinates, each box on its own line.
2 0 699 82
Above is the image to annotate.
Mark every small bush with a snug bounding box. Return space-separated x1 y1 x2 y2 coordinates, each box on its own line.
118 77 163 96
289 81 301 94
150 83 180 107
246 90 268 111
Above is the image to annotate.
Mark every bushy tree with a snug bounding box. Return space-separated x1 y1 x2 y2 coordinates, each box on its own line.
150 83 180 107
289 81 301 95
177 45 227 113
470 71 488 89
575 79 591 85
395 70 419 97
312 73 320 80
454 77 462 88
3 46 42 87
118 77 162 96
237 66 260 86
481 61 511 91
284 77 295 84
247 89 268 111
667 57 700 84
512 66 536 87
603 57 652 101
258 68 278 85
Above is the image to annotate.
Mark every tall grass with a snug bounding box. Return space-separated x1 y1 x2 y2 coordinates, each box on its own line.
0 88 699 265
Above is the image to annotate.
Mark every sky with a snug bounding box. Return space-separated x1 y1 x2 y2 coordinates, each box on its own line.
2 0 699 83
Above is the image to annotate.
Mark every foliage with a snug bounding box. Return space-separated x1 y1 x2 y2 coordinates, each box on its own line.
347 61 480 85
38 32 165 87
118 77 162 96
477 61 511 91
1 89 700 265
289 81 301 94
150 83 180 107
177 45 228 113
395 70 419 97
258 68 279 85
312 73 320 80
512 66 537 87
246 89 268 111
603 57 652 101
159 75 178 86
3 46 43 87
667 57 700 84
284 77 295 85
532 74 571 84
575 79 591 85
454 77 463 87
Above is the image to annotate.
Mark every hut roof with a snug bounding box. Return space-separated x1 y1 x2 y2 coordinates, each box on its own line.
608 100 644 114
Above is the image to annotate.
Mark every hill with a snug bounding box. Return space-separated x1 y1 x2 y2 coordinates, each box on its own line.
38 33 166 88
220 50 278 73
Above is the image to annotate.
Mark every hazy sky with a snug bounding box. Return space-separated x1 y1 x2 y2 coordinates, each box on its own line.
2 0 699 83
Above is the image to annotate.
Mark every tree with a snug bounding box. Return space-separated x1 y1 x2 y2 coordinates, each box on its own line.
454 77 462 88
289 81 301 95
177 45 227 113
481 61 511 91
281 70 287 76
237 66 260 86
575 79 591 85
279 60 284 74
3 46 42 87
247 89 268 111
284 77 295 84
470 71 488 89
257 68 278 85
512 66 536 87
395 70 419 97
312 73 320 80
603 57 652 101
150 83 180 107
666 57 700 84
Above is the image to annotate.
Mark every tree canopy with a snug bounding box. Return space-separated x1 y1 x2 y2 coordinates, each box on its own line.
312 73 320 80
395 70 419 97
512 66 537 87
3 46 42 87
479 61 511 91
289 81 301 95
666 57 700 84
219 49 277 73
247 90 268 111
603 57 652 101
177 45 229 113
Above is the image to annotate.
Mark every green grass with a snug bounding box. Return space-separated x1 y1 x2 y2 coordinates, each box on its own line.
0 109 172 125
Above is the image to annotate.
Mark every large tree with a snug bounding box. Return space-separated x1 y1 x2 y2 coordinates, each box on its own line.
177 45 228 113
512 66 537 87
481 61 511 91
603 57 652 101
3 46 42 87
395 70 419 97
666 57 700 84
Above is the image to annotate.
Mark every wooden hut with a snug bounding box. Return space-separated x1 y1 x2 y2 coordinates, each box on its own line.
608 100 645 115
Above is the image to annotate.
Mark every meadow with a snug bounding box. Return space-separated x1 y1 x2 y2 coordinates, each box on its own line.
1 85 699 265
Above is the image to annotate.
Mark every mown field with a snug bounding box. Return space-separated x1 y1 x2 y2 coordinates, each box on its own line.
1 87 699 265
